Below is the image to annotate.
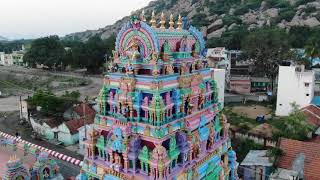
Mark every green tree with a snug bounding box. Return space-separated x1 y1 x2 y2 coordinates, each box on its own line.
305 35 320 66
241 28 291 92
24 36 66 68
274 103 314 141
288 26 311 48
232 139 263 162
27 90 80 116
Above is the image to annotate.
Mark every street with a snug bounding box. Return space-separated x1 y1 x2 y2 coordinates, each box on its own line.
0 111 81 178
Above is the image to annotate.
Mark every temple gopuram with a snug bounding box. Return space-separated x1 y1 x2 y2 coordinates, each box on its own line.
78 11 238 180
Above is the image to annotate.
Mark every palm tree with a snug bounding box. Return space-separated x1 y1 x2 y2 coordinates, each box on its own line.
305 37 320 66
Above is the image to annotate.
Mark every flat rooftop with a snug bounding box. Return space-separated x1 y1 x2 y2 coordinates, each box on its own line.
241 150 273 166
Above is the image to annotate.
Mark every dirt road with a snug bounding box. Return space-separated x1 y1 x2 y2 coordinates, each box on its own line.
0 67 103 112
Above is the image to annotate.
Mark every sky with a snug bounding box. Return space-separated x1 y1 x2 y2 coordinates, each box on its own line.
0 0 153 40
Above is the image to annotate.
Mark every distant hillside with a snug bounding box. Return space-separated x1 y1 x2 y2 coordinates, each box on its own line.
64 0 320 42
0 35 8 41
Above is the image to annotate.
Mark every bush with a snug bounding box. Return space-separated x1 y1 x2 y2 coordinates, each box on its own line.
232 139 264 162
316 12 320 21
192 13 210 28
305 5 317 14
234 6 249 16
266 0 290 8
289 26 311 48
222 15 242 26
276 8 296 22
233 0 262 16
246 0 262 10
295 0 314 6
208 0 242 15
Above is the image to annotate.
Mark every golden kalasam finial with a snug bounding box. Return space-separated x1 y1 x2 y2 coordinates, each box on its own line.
177 14 182 30
169 14 174 30
160 12 166 29
150 11 157 28
140 10 146 22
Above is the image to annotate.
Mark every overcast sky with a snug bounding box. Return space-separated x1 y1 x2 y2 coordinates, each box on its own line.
0 0 152 39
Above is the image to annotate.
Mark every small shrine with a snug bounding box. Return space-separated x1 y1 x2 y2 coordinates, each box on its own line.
4 155 31 180
79 11 238 180
30 151 63 180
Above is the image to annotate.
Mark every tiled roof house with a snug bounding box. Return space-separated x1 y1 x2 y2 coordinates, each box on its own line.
278 138 320 180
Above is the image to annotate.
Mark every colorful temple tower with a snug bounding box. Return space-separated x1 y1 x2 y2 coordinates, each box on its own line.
79 12 238 180
30 152 63 180
4 155 31 180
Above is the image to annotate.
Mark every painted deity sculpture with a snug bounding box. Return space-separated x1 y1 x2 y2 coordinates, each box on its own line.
2 152 62 180
4 155 31 180
79 13 238 180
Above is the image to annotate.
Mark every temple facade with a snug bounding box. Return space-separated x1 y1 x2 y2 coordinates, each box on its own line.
78 11 238 180
2 152 62 180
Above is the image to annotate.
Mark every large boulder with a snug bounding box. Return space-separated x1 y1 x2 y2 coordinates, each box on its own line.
207 19 224 32
207 27 226 38
265 8 279 18
304 17 320 27
228 23 238 30
242 12 258 25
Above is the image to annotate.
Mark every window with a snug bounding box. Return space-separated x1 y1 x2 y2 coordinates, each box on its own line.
305 83 310 87
306 94 310 96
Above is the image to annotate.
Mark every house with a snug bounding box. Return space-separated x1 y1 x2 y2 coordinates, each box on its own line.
57 119 84 146
276 65 315 116
275 138 320 180
0 46 25 66
29 114 63 141
241 150 273 180
207 47 230 70
59 103 96 146
300 104 320 127
63 103 95 121
229 76 251 94
229 76 271 95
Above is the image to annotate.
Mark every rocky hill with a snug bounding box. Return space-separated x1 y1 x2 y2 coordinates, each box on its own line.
0 35 8 41
64 0 320 41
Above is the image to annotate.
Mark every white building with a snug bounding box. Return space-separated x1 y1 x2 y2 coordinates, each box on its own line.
276 65 315 116
0 45 25 66
78 124 95 155
212 68 225 108
0 52 4 65
207 47 230 71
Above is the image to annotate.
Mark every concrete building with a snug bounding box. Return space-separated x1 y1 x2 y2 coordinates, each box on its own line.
207 47 230 86
241 150 273 180
78 124 95 155
29 115 63 141
0 52 4 65
213 68 226 108
207 47 230 70
229 76 251 94
276 65 315 116
0 45 25 66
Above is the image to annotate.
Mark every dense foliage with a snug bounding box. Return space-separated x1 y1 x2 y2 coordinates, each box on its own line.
241 28 291 88
273 103 314 141
0 40 30 53
27 90 80 116
232 138 264 162
24 34 116 73
24 36 66 68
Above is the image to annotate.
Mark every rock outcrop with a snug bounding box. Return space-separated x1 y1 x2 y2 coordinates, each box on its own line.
64 0 320 41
